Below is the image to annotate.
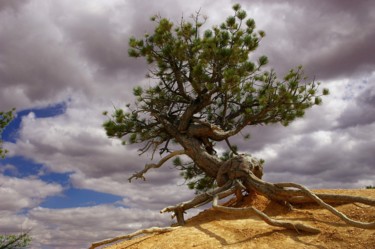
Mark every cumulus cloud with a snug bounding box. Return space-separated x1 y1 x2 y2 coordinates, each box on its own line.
0 174 63 211
28 205 171 249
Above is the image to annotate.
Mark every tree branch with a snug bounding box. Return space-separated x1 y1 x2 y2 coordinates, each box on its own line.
177 94 211 133
186 121 248 142
128 150 186 182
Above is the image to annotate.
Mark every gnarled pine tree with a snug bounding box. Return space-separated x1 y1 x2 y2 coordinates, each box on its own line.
96 4 374 248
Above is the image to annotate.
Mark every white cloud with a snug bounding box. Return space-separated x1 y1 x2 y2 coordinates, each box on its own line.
0 174 63 211
27 205 172 249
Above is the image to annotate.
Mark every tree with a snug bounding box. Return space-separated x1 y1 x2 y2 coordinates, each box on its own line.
98 4 374 246
105 4 328 189
0 233 31 249
0 108 15 159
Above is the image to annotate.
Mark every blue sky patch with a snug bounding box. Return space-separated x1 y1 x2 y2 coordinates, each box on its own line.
39 171 72 186
40 188 123 209
1 155 43 178
2 101 67 143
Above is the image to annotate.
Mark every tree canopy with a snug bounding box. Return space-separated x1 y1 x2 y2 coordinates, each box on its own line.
103 4 328 191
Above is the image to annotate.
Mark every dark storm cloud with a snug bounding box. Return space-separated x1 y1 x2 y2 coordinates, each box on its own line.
307 31 375 79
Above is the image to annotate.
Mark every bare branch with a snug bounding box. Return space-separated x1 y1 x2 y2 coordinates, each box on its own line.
128 150 186 182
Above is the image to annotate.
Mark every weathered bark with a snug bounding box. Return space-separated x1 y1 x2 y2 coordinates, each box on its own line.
176 134 222 178
186 122 240 141
153 113 222 178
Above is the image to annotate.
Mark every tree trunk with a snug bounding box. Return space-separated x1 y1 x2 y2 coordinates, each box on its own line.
175 134 223 178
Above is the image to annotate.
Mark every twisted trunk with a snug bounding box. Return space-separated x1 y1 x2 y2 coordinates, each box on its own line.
176 134 222 178
157 114 224 178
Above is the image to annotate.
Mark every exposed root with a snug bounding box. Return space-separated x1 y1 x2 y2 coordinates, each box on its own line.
212 195 321 234
288 193 375 205
107 154 374 249
215 155 375 230
274 183 375 229
161 181 235 225
160 171 375 231
94 178 374 248
89 226 178 249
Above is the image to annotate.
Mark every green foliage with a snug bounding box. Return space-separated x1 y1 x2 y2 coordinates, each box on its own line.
0 108 15 159
103 4 329 192
366 186 375 189
0 232 31 249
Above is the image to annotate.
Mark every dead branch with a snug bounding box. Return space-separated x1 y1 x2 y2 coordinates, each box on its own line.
128 150 186 182
89 226 178 249
212 195 321 234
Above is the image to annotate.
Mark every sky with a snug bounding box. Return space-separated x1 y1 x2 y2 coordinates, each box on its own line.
0 0 374 248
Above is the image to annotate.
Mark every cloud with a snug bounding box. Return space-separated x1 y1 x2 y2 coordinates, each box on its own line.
0 2 92 110
27 205 171 249
238 0 375 79
258 124 375 187
1 204 175 249
0 174 62 211
337 73 375 128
